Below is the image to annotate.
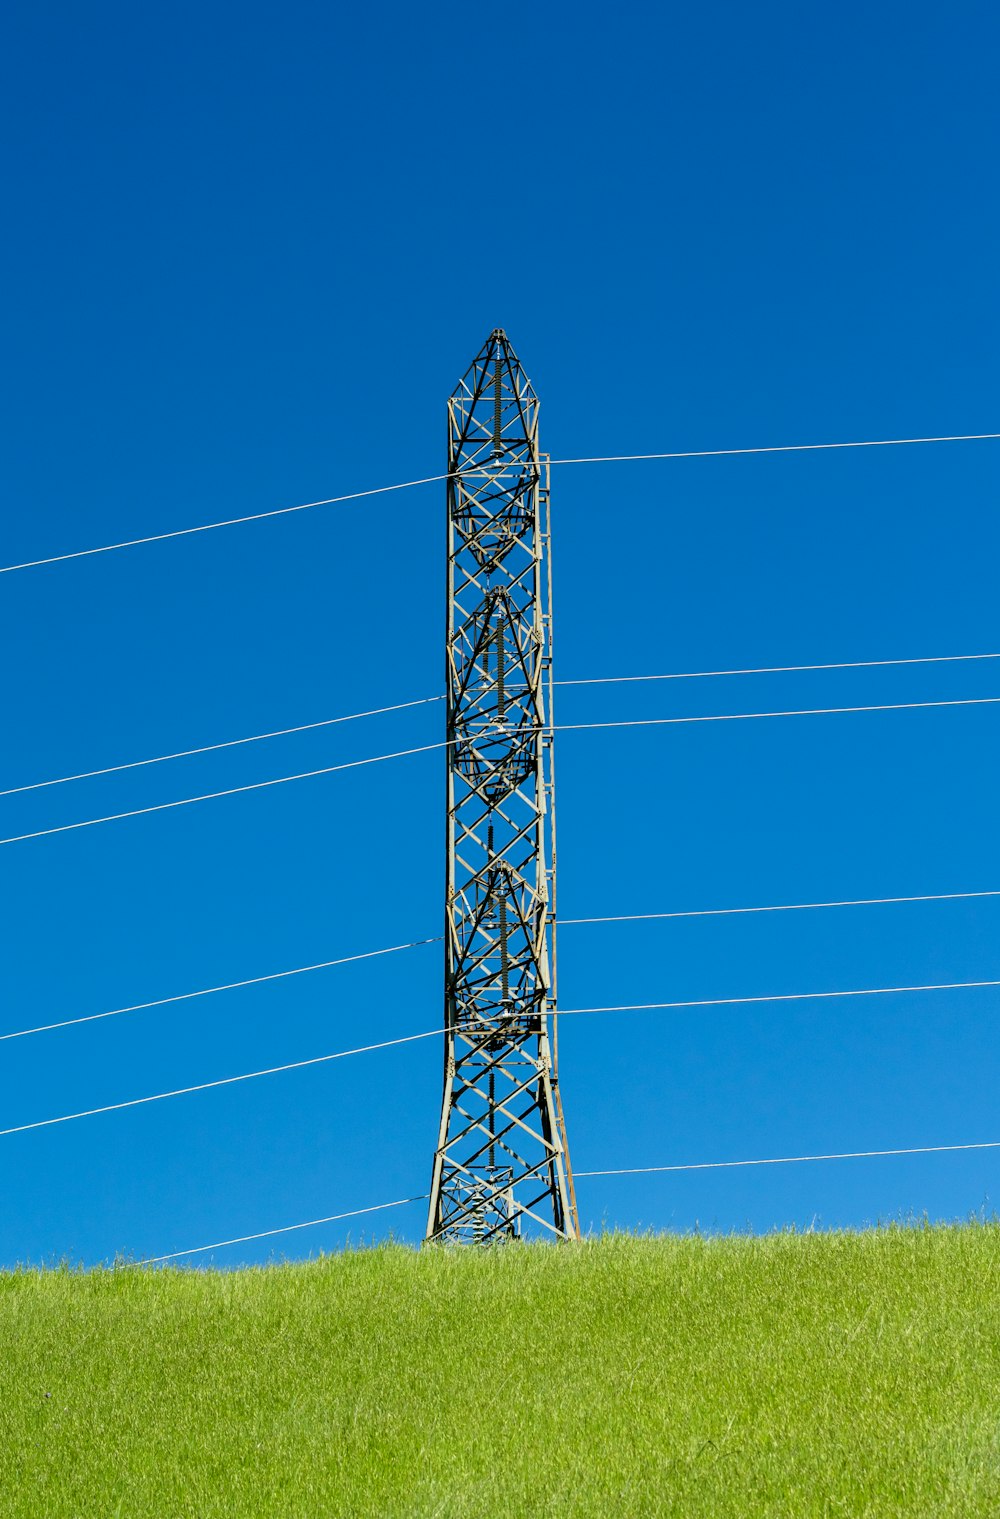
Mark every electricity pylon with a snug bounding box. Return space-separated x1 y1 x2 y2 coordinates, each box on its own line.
426 330 578 1243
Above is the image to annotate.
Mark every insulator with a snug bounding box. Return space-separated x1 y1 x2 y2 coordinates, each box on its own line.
493 350 503 456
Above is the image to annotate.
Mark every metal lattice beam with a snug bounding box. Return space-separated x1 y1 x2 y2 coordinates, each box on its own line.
426 330 578 1243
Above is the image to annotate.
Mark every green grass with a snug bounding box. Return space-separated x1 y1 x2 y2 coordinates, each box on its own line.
2 1226 999 1517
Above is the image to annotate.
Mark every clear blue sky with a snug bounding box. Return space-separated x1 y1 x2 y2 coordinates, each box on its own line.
1 1 998 1266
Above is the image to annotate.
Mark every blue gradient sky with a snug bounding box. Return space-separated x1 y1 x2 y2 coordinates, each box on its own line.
1 1 998 1266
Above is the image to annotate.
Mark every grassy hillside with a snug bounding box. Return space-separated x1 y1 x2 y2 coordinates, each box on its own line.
2 1226 999 1517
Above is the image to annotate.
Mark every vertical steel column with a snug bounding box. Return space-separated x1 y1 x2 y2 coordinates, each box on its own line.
426 330 577 1243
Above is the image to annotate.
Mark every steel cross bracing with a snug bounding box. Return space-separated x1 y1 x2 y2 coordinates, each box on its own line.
426 330 578 1244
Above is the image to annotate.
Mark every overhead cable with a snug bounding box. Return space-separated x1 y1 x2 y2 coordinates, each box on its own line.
556 695 1000 736
4 430 997 576
145 1195 429 1264
559 888 1000 927
8 651 996 805
0 473 451 576
5 890 997 1046
0 739 449 848
10 649 995 805
0 1028 438 1140
0 696 445 800
150 1134 1000 1260
576 1139 1000 1178
545 432 1000 468
5 694 999 850
559 978 1000 1018
0 937 442 1043
555 651 1000 687
5 977 998 1142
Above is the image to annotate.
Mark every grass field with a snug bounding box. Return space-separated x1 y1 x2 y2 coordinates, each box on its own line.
2 1226 999 1517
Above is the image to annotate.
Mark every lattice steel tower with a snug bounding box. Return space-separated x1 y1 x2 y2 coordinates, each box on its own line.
426 330 578 1243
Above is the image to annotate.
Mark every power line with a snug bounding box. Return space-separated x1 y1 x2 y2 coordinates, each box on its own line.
10 648 993 805
555 651 1000 687
145 1195 428 1263
0 473 452 576
0 696 445 800
6 977 997 1142
4 431 998 577
576 1139 1000 1178
0 738 449 848
8 651 994 805
0 937 441 1043
0 1028 438 1140
557 695 1000 736
5 694 998 850
559 888 1000 927
148 1134 1000 1259
5 889 997 1047
546 432 1000 468
559 978 1000 1018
